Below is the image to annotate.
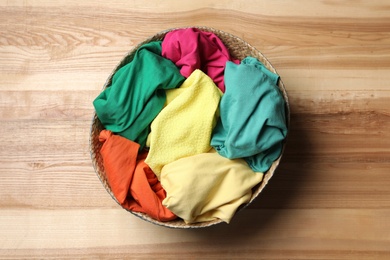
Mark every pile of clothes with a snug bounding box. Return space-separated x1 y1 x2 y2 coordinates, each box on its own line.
93 28 288 224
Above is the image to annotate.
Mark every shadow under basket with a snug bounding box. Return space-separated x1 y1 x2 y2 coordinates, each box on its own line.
89 26 290 229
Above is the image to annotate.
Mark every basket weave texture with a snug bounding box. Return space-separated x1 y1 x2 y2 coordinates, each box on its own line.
90 26 290 228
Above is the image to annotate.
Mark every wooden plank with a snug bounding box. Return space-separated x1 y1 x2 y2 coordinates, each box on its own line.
2 0 390 19
0 209 389 259
1 161 390 210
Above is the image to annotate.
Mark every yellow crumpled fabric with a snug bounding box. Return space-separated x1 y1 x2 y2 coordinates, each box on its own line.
145 69 222 177
160 149 264 224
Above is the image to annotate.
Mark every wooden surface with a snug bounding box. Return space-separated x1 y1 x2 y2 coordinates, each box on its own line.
1 0 390 259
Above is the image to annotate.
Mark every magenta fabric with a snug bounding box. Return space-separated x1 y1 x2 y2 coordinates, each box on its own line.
162 28 239 92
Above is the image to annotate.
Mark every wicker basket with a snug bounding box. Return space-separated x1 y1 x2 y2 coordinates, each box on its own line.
90 26 290 228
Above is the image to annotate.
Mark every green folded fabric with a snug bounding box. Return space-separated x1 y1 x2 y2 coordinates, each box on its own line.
93 41 185 149
211 57 288 172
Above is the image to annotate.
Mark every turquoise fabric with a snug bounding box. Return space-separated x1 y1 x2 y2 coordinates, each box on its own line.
93 41 185 149
211 57 288 172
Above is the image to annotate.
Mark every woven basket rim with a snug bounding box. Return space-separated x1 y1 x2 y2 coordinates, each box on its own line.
89 26 290 229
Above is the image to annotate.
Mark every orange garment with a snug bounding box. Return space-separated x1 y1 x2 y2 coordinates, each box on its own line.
99 130 176 222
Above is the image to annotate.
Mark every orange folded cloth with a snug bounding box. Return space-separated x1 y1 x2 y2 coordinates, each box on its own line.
99 130 176 222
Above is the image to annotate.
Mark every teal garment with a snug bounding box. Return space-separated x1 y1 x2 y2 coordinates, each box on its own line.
210 57 288 172
93 41 185 149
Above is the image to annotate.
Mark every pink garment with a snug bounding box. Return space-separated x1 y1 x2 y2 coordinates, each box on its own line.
162 28 239 92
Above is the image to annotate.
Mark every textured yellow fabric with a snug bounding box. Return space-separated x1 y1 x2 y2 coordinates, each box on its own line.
145 69 222 177
160 149 264 224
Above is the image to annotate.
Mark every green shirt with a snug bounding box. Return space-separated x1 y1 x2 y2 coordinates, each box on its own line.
93 41 185 149
211 57 288 172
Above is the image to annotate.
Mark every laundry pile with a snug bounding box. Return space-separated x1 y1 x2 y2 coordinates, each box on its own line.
93 28 288 224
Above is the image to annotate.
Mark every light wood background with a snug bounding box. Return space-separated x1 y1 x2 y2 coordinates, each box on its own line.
1 0 390 259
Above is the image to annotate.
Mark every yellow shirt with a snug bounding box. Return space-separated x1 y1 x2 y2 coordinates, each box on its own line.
145 69 222 177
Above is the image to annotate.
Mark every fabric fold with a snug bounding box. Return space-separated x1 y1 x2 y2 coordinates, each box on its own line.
162 28 239 92
160 149 264 224
99 130 177 222
145 69 223 177
211 56 288 172
93 41 185 149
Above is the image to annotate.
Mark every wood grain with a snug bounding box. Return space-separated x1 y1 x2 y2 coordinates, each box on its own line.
1 0 390 258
